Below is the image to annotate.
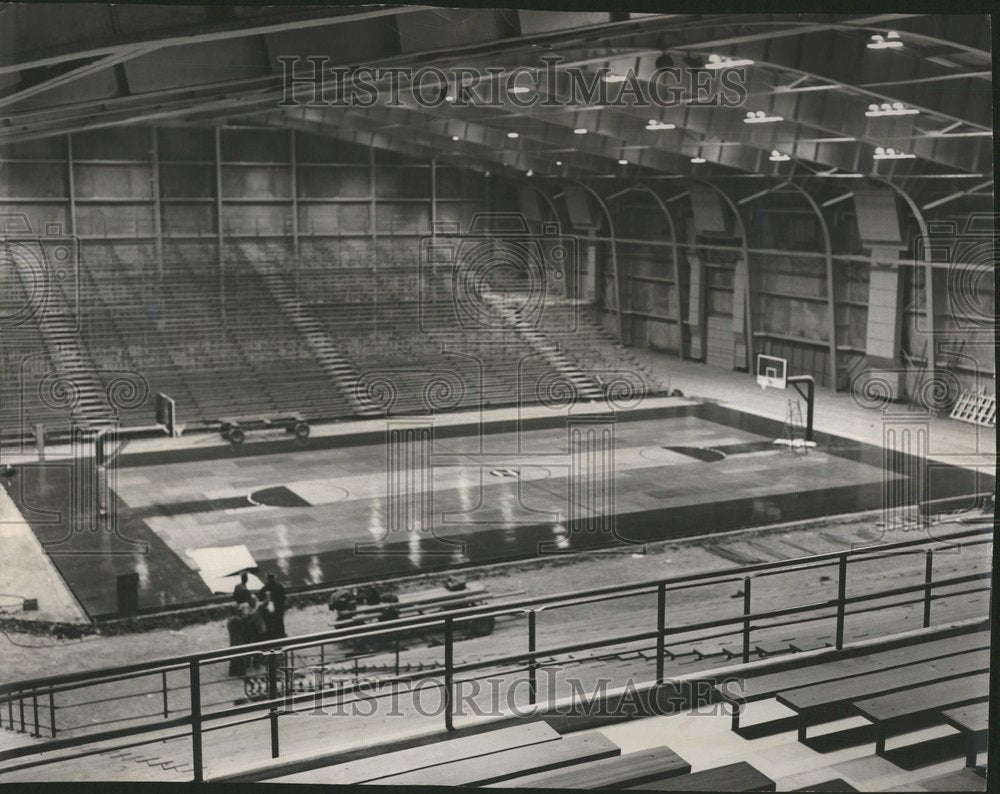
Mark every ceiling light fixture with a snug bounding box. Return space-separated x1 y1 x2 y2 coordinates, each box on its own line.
573 128 588 135
865 102 919 117
618 159 629 165
690 156 706 163
645 120 676 131
507 131 519 139
769 150 790 161
705 53 755 69
555 160 562 166
451 135 460 141
744 110 783 124
509 85 531 95
873 146 915 160
603 72 628 83
526 169 533 177
867 31 903 49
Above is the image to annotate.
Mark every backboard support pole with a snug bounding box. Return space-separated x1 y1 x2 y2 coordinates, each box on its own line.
788 375 815 442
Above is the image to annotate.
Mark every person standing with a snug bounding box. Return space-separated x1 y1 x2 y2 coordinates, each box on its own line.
233 571 251 606
260 572 287 638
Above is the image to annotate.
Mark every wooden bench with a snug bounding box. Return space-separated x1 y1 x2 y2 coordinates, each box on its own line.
775 648 990 742
628 761 775 791
369 731 620 786
941 701 990 767
489 745 690 789
853 672 989 756
272 721 560 784
716 631 989 734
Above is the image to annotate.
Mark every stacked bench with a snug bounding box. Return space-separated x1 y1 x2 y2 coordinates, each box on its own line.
776 649 990 744
714 629 990 766
267 718 776 791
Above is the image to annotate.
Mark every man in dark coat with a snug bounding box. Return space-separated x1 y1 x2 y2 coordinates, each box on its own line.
260 572 287 638
233 571 251 606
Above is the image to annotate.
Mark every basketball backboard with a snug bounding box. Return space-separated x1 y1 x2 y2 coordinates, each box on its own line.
756 354 788 390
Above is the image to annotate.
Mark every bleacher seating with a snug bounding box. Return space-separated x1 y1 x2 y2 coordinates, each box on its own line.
628 761 776 791
76 245 355 426
13 244 666 430
0 262 69 437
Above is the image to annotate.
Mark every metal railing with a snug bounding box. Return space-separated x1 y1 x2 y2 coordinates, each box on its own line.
0 523 991 781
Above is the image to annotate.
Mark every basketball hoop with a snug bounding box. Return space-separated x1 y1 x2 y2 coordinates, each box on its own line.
756 354 787 391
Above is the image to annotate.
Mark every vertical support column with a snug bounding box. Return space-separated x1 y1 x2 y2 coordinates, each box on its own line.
66 134 77 237
573 183 625 344
214 127 225 317
289 129 300 284
881 412 930 529
369 145 377 248
150 127 163 283
865 247 906 398
640 186 683 358
787 183 838 389
835 553 847 649
875 179 935 389
741 577 752 664
566 414 616 541
189 660 203 783
443 616 455 731
732 252 750 371
369 146 377 313
527 609 537 705
923 549 934 627
267 651 280 758
655 582 666 684
430 158 437 233
685 243 706 362
695 181 752 370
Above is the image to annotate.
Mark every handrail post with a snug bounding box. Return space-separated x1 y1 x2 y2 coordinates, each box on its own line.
528 609 537 706
923 549 934 628
189 660 203 783
742 578 752 664
48 689 56 738
835 554 848 649
31 691 40 737
656 583 666 684
162 671 169 719
444 617 454 731
267 651 280 759
19 691 25 733
395 638 400 677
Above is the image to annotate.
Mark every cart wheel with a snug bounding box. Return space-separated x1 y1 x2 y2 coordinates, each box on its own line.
293 422 311 439
468 616 495 637
228 427 246 445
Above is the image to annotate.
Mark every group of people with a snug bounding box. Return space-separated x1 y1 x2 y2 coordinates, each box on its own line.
226 571 287 676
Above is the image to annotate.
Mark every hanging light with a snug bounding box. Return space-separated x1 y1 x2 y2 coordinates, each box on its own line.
744 110 783 124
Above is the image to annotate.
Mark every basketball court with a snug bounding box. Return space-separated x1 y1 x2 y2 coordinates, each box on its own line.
2 367 988 619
